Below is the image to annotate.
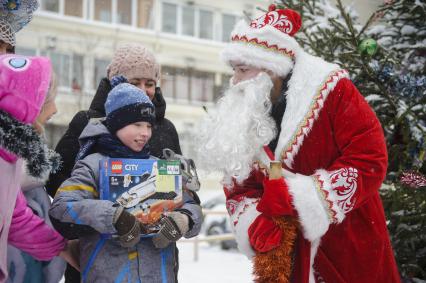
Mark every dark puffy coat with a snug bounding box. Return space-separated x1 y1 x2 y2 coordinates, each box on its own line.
148 87 182 157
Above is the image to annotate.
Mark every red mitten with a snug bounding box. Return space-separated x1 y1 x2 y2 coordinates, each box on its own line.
257 178 295 217
248 214 282 253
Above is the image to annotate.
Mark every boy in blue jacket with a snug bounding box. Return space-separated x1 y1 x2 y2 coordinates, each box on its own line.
50 77 202 282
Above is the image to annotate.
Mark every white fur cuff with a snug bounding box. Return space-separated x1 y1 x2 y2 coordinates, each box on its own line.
286 173 330 242
231 201 260 258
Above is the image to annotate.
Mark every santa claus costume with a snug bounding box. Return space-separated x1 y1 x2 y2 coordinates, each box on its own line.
215 5 401 283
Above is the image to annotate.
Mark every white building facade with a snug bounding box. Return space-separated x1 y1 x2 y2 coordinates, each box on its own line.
17 0 270 157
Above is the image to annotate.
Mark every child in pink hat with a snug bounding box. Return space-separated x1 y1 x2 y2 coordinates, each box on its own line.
0 54 78 282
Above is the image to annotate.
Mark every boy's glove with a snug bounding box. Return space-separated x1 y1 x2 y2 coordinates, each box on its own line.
257 178 295 217
152 212 189 249
248 214 282 253
113 207 146 248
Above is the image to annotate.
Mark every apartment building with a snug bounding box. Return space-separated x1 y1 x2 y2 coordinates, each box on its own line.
17 0 269 156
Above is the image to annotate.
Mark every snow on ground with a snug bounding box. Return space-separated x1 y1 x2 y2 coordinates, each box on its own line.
60 243 253 283
178 188 255 282
60 190 253 283
177 242 253 283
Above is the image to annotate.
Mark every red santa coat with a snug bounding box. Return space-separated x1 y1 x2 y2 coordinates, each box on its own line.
224 51 400 283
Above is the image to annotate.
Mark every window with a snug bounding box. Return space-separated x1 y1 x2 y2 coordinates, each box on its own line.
161 66 215 102
179 123 196 160
15 47 36 56
95 0 112 23
199 10 213 39
175 68 189 100
72 55 84 92
160 3 226 41
50 52 70 87
217 74 232 101
222 14 236 42
49 52 84 91
162 3 177 33
117 0 132 25
94 58 110 89
65 0 83 17
44 0 59 12
160 67 190 100
182 6 195 36
160 67 175 100
191 71 214 102
137 0 154 28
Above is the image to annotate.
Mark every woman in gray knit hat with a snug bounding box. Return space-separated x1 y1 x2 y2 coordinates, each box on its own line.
107 43 160 98
107 43 182 158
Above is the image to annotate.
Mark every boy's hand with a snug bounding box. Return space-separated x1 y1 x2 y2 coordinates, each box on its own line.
114 208 147 248
152 212 189 249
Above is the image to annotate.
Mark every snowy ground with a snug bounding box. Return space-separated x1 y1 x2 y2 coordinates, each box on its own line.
177 241 253 283
59 190 254 282
175 189 254 282
59 242 253 283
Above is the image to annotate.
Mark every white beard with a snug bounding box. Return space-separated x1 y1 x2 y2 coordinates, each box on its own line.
195 72 276 186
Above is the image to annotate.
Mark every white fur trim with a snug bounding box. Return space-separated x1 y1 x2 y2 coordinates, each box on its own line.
309 239 321 283
230 200 260 258
221 42 294 77
286 173 330 242
274 51 349 168
20 160 48 191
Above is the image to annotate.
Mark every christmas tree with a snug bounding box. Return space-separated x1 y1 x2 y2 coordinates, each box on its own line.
368 0 426 76
275 0 426 280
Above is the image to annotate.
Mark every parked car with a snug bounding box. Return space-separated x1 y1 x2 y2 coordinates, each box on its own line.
201 193 237 250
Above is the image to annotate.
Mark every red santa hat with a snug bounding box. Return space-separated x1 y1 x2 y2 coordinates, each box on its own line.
221 5 302 77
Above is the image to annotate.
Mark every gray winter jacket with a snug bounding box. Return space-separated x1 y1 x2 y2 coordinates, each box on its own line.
49 121 202 283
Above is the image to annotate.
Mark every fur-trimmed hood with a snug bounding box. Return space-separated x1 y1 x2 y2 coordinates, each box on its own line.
0 110 61 178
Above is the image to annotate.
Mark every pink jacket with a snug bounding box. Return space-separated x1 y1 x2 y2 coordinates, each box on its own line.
9 190 66 259
0 157 22 283
0 158 66 282
0 54 56 282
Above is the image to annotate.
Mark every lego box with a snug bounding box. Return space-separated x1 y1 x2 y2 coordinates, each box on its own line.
99 158 183 226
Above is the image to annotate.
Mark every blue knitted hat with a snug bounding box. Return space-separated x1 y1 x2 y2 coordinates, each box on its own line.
104 76 155 134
